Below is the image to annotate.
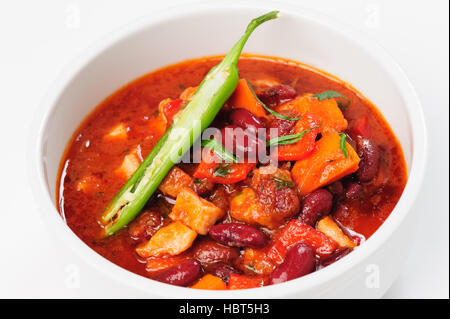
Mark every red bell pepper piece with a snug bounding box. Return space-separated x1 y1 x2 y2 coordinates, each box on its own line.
271 112 321 161
228 274 266 290
193 149 255 184
268 219 338 263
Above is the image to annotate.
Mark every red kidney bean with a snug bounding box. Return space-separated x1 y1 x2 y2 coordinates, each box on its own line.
154 259 202 286
209 223 268 248
327 181 345 196
299 189 333 226
222 125 265 160
269 242 316 285
208 262 241 284
345 182 363 199
229 108 263 135
257 84 297 107
267 115 296 141
357 139 380 182
317 248 352 270
193 239 240 264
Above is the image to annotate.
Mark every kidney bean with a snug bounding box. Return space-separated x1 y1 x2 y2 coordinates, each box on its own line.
299 189 333 226
193 239 240 264
345 182 363 199
269 242 316 285
208 262 242 284
209 223 268 248
317 248 352 270
229 108 263 135
357 139 380 182
257 84 297 107
267 115 296 141
327 181 344 196
222 125 264 160
153 259 202 286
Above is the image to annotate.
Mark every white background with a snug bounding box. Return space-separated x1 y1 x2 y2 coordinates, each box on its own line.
0 0 448 298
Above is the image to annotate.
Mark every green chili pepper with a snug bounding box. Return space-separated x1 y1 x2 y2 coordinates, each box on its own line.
100 11 280 236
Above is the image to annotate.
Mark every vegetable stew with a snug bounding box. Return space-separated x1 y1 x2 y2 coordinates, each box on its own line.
58 54 407 289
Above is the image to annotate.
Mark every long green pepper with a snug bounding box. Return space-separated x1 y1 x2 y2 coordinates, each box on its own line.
101 11 280 236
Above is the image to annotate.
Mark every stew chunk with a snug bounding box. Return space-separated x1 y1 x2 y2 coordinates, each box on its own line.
230 166 300 229
170 187 224 235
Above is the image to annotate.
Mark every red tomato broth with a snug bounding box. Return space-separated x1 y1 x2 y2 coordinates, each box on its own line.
57 55 407 283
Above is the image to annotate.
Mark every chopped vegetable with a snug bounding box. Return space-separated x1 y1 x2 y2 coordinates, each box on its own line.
169 187 224 235
228 79 267 117
352 114 371 138
193 149 255 184
267 219 338 263
100 11 279 236
228 274 266 289
191 274 227 290
316 216 356 249
158 166 193 198
241 248 276 275
291 133 360 196
276 94 348 135
76 176 101 195
136 221 197 258
269 112 321 161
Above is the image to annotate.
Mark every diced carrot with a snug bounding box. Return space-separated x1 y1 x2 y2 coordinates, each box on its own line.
272 112 321 161
104 123 128 140
267 219 338 263
145 256 186 273
228 79 266 118
291 133 360 196
169 187 224 235
191 274 227 290
158 166 193 198
136 221 197 258
193 149 255 184
316 216 356 249
228 274 266 290
114 147 142 179
240 248 276 275
76 175 101 195
276 94 347 135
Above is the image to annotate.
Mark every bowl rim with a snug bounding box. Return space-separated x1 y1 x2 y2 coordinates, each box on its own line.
28 0 427 298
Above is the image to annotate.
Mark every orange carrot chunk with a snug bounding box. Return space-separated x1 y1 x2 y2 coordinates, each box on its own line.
276 94 347 135
191 274 227 290
228 79 266 118
316 216 356 249
291 133 360 196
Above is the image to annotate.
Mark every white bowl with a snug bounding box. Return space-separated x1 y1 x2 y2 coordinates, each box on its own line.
29 1 427 298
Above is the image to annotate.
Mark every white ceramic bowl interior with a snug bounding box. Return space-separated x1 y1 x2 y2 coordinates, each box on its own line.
31 2 426 298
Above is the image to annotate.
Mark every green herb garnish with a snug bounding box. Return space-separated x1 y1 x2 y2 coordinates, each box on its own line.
213 163 233 177
272 176 295 189
312 90 350 107
245 79 301 121
339 133 348 158
266 125 321 147
202 139 238 163
193 178 203 184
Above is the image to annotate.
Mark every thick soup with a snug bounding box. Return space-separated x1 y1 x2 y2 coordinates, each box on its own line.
58 55 407 289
